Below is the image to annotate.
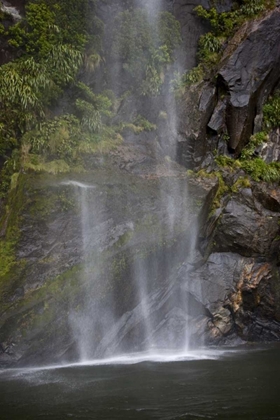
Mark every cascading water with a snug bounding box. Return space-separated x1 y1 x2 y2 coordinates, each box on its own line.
65 0 201 362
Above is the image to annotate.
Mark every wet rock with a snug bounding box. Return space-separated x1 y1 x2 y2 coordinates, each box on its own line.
213 190 280 257
0 352 17 368
0 153 218 366
178 252 248 313
177 82 217 168
218 9 280 153
212 307 233 335
260 128 280 163
207 99 227 133
252 181 280 213
1 1 22 21
173 0 211 70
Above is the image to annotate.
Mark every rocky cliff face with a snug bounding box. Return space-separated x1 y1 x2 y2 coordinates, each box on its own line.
0 1 280 367
176 3 280 344
0 155 217 366
178 6 280 167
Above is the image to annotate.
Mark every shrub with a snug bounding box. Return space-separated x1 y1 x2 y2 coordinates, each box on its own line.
263 93 280 131
191 0 276 83
240 158 280 182
240 131 268 160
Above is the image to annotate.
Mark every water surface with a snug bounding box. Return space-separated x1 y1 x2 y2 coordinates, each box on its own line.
1 345 280 420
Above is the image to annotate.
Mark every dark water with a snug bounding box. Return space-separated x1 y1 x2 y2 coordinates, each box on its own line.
1 346 280 420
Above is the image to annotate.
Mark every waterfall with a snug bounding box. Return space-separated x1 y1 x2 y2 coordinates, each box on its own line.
64 0 201 362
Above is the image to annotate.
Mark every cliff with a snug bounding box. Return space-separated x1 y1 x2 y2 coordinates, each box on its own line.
0 0 280 367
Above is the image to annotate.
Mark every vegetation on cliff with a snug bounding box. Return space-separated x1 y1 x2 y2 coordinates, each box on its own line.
112 9 181 95
173 0 276 90
0 1 181 198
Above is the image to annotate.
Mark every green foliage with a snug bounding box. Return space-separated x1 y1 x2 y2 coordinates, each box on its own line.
8 3 59 56
23 114 81 160
171 65 204 96
215 154 241 169
112 9 181 95
21 81 123 168
195 1 274 39
190 0 276 84
112 9 152 70
0 228 18 278
0 175 26 281
24 158 71 174
157 12 181 57
197 32 225 65
119 115 156 135
0 150 21 198
240 158 280 182
133 115 156 132
46 44 83 85
213 172 230 208
240 131 268 159
7 0 98 57
75 83 113 133
0 1 98 195
263 92 280 131
216 130 280 183
231 176 251 193
0 45 82 138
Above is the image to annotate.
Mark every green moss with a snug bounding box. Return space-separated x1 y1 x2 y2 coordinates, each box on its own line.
0 174 27 283
231 177 251 193
212 172 230 208
241 158 280 182
240 132 268 160
263 92 280 131
24 158 71 174
114 231 134 249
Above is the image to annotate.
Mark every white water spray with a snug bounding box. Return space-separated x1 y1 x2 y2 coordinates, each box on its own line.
63 1 201 363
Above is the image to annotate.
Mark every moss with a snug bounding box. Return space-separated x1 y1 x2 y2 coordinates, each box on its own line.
114 231 134 249
240 132 268 160
215 155 241 170
24 158 71 174
212 172 230 208
0 173 27 283
241 159 280 182
263 91 280 131
231 177 251 193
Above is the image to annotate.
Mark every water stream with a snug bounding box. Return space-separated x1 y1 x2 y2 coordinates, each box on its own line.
59 0 202 363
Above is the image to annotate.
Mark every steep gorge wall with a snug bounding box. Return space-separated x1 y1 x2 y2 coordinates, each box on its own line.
0 0 280 366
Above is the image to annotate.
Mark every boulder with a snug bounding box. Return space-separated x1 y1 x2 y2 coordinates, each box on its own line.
212 188 280 257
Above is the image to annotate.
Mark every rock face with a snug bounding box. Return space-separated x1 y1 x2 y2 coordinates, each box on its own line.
0 154 218 367
173 4 280 346
177 7 280 167
195 182 280 344
219 8 280 154
173 0 233 69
